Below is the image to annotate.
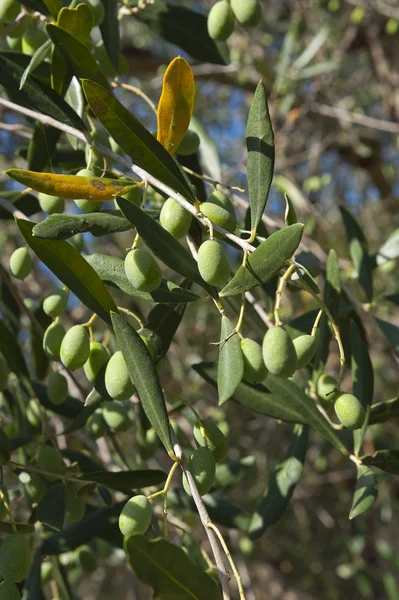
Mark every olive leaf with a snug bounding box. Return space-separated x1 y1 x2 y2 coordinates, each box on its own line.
351 321 374 456
217 316 244 404
349 465 378 519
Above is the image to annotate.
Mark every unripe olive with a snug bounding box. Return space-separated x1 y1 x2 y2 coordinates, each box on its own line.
26 399 41 427
9 247 32 280
84 341 110 383
197 240 230 287
124 249 162 292
21 25 47 56
240 337 268 384
47 371 68 405
119 494 152 536
200 201 236 233
43 322 66 361
0 485 9 520
38 192 65 214
120 186 142 207
159 198 192 239
334 393 365 430
193 420 228 463
60 325 90 370
84 0 104 26
231 0 262 26
22 471 48 504
0 579 21 599
74 169 103 212
77 545 97 573
65 482 85 523
0 534 31 582
37 445 65 482
43 288 69 318
102 401 130 432
183 447 216 496
207 0 235 41
177 130 200 156
262 327 297 378
316 374 338 403
105 351 134 401
293 335 317 369
0 353 10 391
85 409 108 440
207 190 236 222
141 428 159 459
0 0 19 23
69 233 84 251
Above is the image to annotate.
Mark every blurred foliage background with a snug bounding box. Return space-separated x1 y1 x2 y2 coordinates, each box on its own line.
0 0 398 599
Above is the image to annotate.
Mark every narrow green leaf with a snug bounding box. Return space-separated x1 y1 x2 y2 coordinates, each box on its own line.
189 117 221 181
124 536 222 600
61 397 102 435
82 80 194 200
85 253 200 304
78 470 167 492
246 81 275 233
43 0 61 18
17 219 118 324
249 424 308 539
373 228 399 267
217 316 244 404
46 24 110 90
362 451 399 475
0 54 87 132
146 4 229 66
33 381 83 421
369 397 399 424
284 194 297 226
111 313 173 455
340 205 373 301
144 302 188 362
27 123 61 172
116 197 211 293
290 262 320 295
219 224 304 297
0 521 35 534
315 249 340 368
32 211 132 240
351 321 373 455
375 316 399 357
193 362 348 454
99 0 120 70
0 319 29 377
37 482 66 533
349 465 378 519
20 39 52 90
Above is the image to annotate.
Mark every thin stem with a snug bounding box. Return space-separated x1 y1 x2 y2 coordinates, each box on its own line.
311 309 323 337
235 251 248 334
0 487 16 533
181 166 245 193
9 460 93 485
274 264 297 326
207 522 247 600
164 389 202 425
113 82 157 116
147 460 180 501
117 306 144 329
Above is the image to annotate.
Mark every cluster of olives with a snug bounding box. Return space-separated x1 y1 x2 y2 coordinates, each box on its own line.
207 0 262 42
0 533 31 597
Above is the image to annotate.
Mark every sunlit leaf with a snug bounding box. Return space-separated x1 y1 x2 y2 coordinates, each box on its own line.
99 0 120 70
157 57 195 155
351 321 373 456
340 205 373 302
219 224 304 297
37 482 66 533
284 194 297 226
20 39 52 90
374 316 399 357
217 316 244 404
78 470 167 492
246 81 275 234
349 465 378 519
314 249 340 368
369 397 399 424
362 451 399 475
33 211 132 239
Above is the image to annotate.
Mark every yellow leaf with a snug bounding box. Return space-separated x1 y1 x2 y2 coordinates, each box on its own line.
157 57 195 155
6 170 135 201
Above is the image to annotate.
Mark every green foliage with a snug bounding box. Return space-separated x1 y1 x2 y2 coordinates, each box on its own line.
0 353 10 391
0 580 21 600
37 445 65 482
177 130 200 156
193 420 228 464
0 534 32 582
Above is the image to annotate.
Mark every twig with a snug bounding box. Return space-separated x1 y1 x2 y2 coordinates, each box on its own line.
310 102 399 134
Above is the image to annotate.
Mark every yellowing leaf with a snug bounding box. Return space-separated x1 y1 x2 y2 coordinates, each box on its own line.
6 170 135 201
157 56 195 155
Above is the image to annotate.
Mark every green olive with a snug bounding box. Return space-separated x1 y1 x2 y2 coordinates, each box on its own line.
193 420 228 463
207 0 235 41
176 130 200 156
119 495 153 536
85 409 108 440
102 401 130 432
74 168 103 212
159 198 192 239
0 579 21 599
77 545 97 573
47 371 68 405
124 249 162 292
316 374 338 403
9 247 32 280
293 335 317 369
197 239 230 286
183 447 216 496
120 186 142 207
200 201 236 234
105 351 135 401
38 192 65 214
43 322 66 361
84 341 110 383
262 327 297 378
60 325 90 370
334 393 365 430
0 534 32 582
37 445 65 482
231 0 262 26
42 288 69 318
26 399 41 428
240 337 268 384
